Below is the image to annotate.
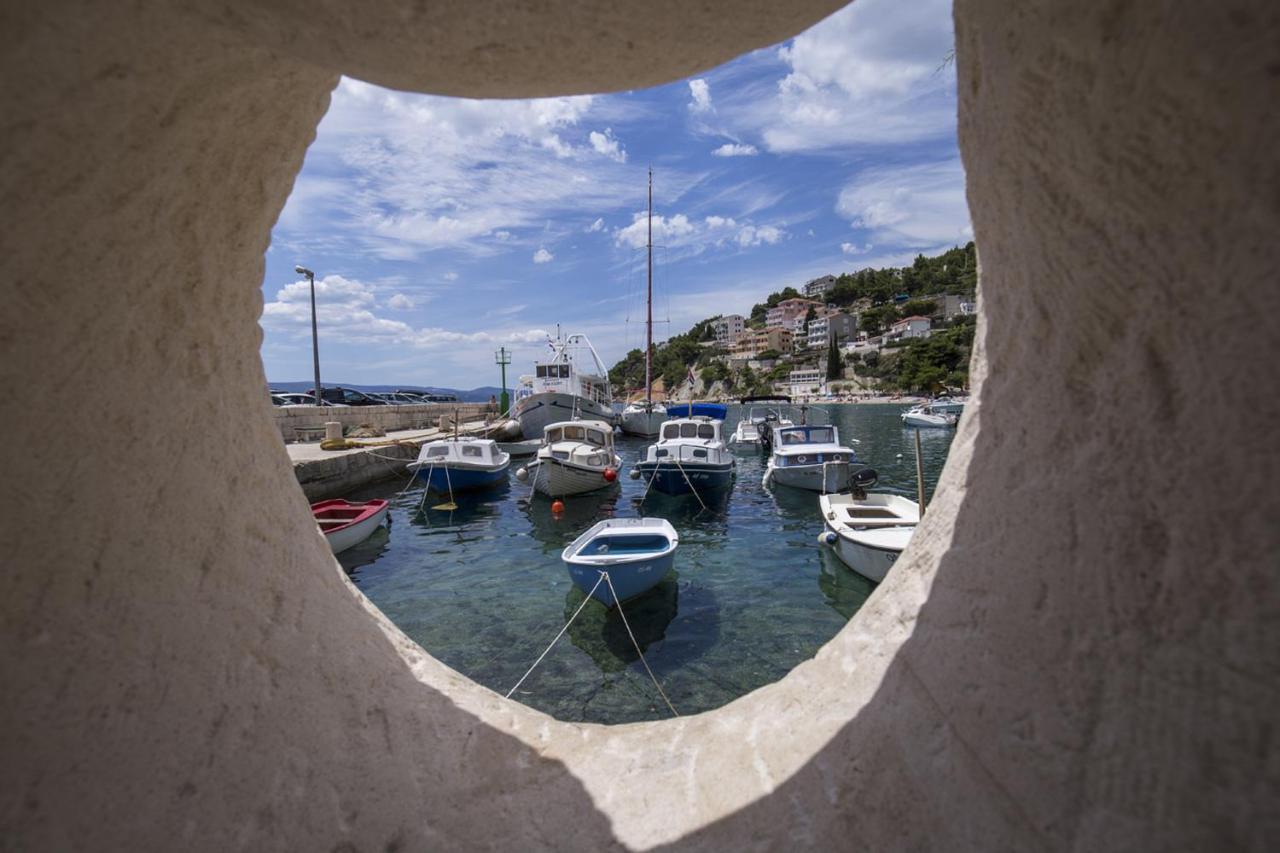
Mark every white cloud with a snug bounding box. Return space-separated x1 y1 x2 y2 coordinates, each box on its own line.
533 247 554 264
443 271 459 281
588 128 627 163
262 274 547 350
837 159 971 249
688 78 713 113
586 217 604 233
614 212 785 254
727 0 957 153
711 143 759 157
387 293 414 310
841 241 873 255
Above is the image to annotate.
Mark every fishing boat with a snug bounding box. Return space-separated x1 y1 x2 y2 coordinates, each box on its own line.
633 416 736 496
901 404 957 428
311 499 390 555
407 438 510 493
762 422 867 493
512 333 614 439
515 420 622 497
664 401 728 420
729 395 794 447
620 168 668 438
562 517 679 606
818 489 920 583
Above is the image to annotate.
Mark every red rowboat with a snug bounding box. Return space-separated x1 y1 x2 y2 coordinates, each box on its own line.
311 499 390 554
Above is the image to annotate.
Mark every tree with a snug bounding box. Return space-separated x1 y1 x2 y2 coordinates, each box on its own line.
825 334 842 381
756 348 782 361
802 305 817 336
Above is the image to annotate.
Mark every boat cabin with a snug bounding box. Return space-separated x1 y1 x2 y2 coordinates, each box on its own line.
774 425 840 447
539 420 616 468
770 424 856 467
415 438 506 468
658 416 724 445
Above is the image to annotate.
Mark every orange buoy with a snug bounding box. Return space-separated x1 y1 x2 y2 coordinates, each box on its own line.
550 499 565 514
603 467 617 482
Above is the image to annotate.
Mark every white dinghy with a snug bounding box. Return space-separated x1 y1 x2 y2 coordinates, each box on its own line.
818 487 920 582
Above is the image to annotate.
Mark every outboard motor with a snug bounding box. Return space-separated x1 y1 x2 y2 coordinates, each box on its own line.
850 466 878 498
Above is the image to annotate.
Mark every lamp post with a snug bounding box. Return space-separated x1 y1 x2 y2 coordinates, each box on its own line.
494 346 511 417
295 265 322 406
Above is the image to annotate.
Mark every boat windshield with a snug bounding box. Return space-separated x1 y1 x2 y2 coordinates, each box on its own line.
425 445 450 457
781 427 834 445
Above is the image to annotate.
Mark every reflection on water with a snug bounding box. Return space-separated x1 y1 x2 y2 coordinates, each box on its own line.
339 403 955 723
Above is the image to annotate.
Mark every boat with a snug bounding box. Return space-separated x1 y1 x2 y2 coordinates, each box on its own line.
664 401 728 420
562 517 679 606
496 438 541 457
633 416 736 496
818 489 920 583
762 422 868 493
512 333 614 439
901 404 957 428
620 168 668 438
928 395 966 414
729 395 794 447
311 499 390 555
515 419 622 497
406 438 510 493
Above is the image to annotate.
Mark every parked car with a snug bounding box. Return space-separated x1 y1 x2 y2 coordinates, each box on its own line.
270 391 348 407
319 386 384 407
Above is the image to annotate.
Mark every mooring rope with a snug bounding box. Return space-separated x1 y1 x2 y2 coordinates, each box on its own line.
505 572 606 699
603 572 679 718
670 453 708 513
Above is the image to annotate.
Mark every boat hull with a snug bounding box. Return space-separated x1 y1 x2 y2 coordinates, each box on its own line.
514 392 614 439
901 412 956 428
414 464 508 494
634 460 735 496
316 502 389 555
566 552 676 606
765 462 861 493
620 406 666 437
826 523 913 583
525 456 619 497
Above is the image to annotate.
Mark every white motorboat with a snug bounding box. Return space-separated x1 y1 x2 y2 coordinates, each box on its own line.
928 396 966 414
818 491 920 582
620 169 666 439
762 422 866 492
512 334 615 439
730 395 794 447
633 416 735 496
516 420 622 497
901 405 957 428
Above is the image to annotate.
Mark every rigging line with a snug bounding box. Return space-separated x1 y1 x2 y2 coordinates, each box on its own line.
604 572 679 718
505 571 607 699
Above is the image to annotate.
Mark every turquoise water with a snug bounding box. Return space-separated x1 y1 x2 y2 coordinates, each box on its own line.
337 403 956 724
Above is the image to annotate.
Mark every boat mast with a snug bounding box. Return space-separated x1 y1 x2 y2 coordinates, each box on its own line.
645 167 653 408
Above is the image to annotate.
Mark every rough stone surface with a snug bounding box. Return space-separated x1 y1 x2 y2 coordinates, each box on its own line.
1 0 1276 850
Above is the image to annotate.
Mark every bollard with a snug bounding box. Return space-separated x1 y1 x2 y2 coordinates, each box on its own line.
324 421 343 441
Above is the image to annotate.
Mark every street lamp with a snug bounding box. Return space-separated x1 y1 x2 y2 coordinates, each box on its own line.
295 265 322 406
494 346 512 416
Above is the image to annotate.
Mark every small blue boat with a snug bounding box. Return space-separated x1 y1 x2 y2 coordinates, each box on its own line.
663 402 728 420
407 438 510 493
562 518 679 606
633 417 736 497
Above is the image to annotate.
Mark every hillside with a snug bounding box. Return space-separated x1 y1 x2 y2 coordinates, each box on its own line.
609 242 978 396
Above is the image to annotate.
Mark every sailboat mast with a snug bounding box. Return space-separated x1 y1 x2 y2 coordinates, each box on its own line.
645 167 653 406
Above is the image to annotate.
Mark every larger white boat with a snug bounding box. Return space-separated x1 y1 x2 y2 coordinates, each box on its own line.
512 334 614 439
762 422 867 493
515 420 622 497
901 404 957 428
633 416 736 496
620 169 666 438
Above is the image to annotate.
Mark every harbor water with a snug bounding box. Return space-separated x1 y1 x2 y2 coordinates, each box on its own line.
337 403 956 724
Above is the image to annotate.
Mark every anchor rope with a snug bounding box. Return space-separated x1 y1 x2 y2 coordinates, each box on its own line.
670 452 708 513
603 572 679 718
505 572 606 699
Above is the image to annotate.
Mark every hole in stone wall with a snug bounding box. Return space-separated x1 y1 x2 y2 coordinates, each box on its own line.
262 0 975 724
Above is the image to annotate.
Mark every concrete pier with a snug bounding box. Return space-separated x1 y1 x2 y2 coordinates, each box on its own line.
288 421 490 500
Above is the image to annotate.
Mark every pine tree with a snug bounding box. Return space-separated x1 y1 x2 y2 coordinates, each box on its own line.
825 333 841 381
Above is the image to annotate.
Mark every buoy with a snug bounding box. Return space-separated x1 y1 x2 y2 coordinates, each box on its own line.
895 453 903 459
628 469 640 480
551 499 565 514
515 467 529 482
603 467 617 482
818 531 838 546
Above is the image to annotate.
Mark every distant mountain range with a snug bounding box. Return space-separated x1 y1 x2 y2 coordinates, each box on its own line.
269 381 504 403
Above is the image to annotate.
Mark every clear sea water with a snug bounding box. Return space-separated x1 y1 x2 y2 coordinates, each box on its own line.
337 403 956 724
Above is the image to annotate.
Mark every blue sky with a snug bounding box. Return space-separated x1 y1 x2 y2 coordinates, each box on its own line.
261 0 969 389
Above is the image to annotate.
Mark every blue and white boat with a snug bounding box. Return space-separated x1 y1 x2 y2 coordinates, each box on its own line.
762 423 867 493
562 517 679 606
633 416 735 496
664 401 728 420
407 438 510 493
